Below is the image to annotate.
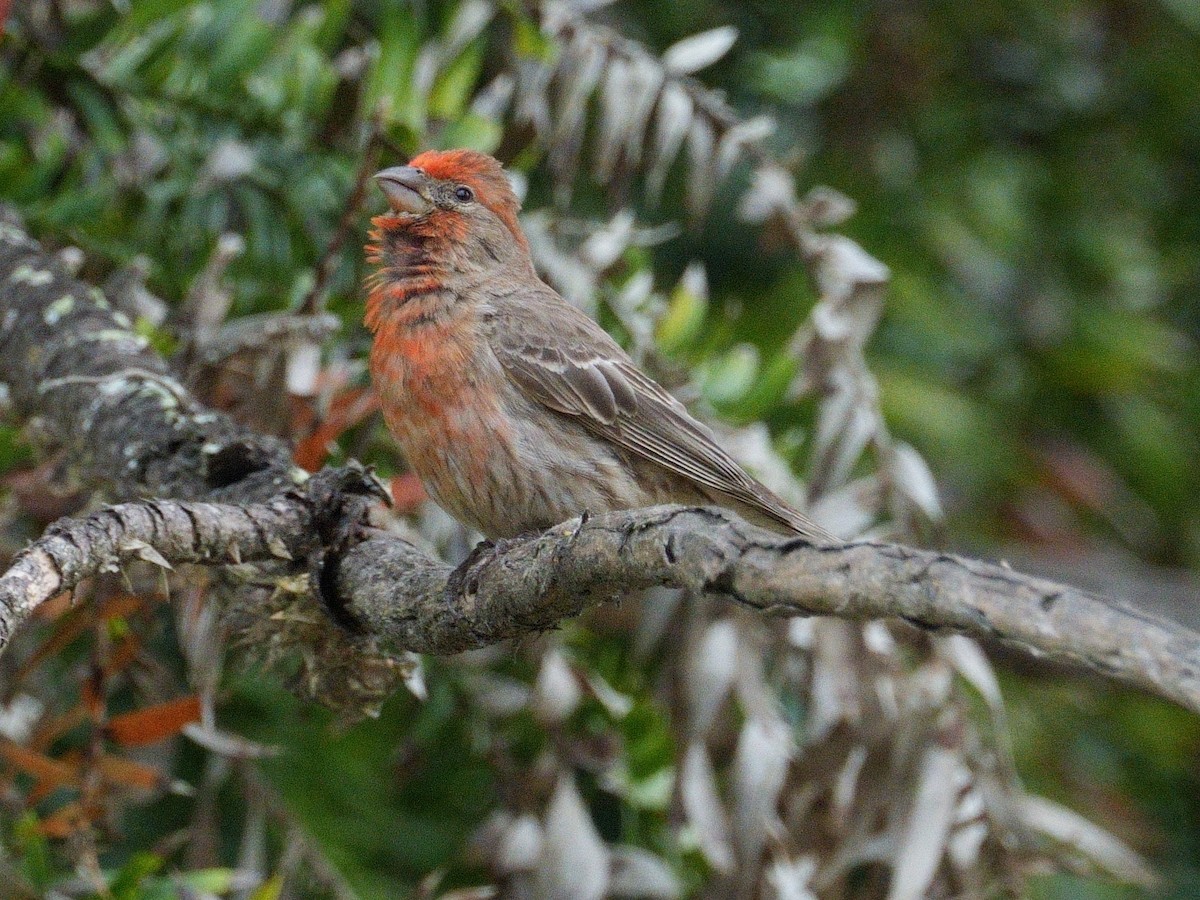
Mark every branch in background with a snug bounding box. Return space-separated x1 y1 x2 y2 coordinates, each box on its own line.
296 123 384 316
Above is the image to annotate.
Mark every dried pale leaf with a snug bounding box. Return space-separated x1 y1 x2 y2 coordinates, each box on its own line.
739 166 795 223
182 724 281 759
438 889 498 900
862 621 897 656
731 715 793 867
465 673 532 718
200 139 256 185
890 442 944 520
1019 795 1157 886
948 822 988 871
646 83 693 201
549 36 606 190
584 671 633 719
910 660 955 710
685 116 716 217
582 210 635 270
809 235 890 351
470 73 515 119
401 651 427 701
594 57 635 181
799 185 857 228
607 846 682 899
412 45 440 98
120 538 173 570
679 741 734 873
807 620 861 740
814 233 892 300
939 635 1002 708
620 57 666 169
811 382 877 492
662 26 738 74
679 261 708 301
556 34 607 129
831 746 867 824
533 648 583 724
633 587 684 659
266 535 293 561
506 170 529 204
763 856 818 900
514 58 552 134
615 269 655 314
285 341 321 397
443 0 494 57
787 617 814 649
807 475 880 539
523 213 598 311
0 694 43 742
498 814 543 874
887 747 964 900
715 115 774 181
684 619 738 737
535 774 609 900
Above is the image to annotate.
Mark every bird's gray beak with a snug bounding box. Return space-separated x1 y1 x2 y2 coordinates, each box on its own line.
374 166 434 216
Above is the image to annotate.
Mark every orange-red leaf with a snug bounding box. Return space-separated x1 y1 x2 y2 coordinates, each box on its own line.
37 802 91 839
294 387 380 471
16 593 153 686
33 591 75 621
105 696 202 748
0 738 79 789
96 754 167 791
100 631 144 679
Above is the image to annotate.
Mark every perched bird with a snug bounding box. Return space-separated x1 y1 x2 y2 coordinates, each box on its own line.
365 149 833 542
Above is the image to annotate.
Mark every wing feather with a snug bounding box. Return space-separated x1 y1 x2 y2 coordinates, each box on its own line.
491 290 833 541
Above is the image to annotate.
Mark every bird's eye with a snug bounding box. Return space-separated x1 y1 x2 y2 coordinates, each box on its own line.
454 186 474 202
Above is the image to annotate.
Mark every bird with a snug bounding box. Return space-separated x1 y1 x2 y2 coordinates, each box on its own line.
364 149 834 543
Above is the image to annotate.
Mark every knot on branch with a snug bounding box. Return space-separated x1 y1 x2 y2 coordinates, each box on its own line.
302 463 391 630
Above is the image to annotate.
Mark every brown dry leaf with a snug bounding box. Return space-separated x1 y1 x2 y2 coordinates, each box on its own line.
105 695 202 747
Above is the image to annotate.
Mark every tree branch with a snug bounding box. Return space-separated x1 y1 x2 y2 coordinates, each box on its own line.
2 215 1200 716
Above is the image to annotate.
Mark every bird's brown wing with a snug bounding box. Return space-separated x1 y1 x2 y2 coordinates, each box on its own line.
490 293 834 541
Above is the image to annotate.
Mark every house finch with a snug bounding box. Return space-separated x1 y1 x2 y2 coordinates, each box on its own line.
365 149 833 542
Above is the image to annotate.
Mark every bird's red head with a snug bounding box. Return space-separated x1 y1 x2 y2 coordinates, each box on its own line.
371 149 527 255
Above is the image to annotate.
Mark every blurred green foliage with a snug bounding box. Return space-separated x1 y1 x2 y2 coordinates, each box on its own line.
1 0 1199 897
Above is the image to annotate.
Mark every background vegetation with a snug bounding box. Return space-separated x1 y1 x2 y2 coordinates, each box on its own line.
1 0 1198 897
